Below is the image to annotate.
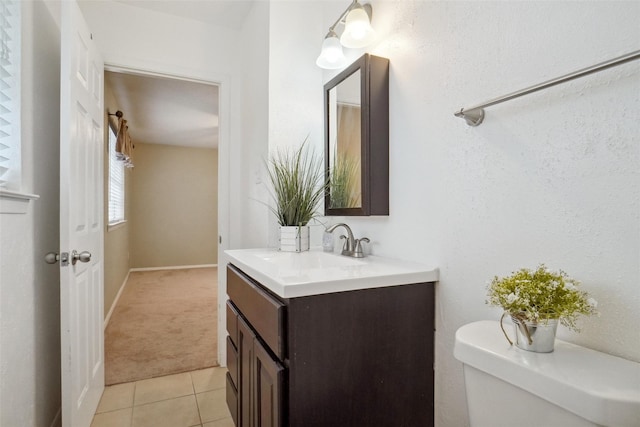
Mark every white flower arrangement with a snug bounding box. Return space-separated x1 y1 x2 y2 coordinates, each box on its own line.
486 264 598 331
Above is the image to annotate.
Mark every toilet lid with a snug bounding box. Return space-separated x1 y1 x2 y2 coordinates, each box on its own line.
454 320 640 427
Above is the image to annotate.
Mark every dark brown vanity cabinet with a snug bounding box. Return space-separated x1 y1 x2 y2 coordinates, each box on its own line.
226 267 284 427
226 263 435 427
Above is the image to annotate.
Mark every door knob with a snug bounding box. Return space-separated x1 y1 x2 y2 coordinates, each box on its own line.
45 252 70 266
71 250 91 265
45 252 60 264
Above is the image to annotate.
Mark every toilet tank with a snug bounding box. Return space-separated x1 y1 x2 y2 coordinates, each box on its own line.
454 321 640 427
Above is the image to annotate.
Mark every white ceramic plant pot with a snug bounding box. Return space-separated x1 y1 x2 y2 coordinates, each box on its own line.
279 226 310 252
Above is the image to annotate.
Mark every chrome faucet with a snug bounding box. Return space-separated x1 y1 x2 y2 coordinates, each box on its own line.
326 223 369 258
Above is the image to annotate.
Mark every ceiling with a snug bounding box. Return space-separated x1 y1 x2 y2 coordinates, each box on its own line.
105 71 219 149
113 0 255 28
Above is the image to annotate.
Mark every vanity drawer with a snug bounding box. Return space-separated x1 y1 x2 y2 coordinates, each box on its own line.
226 300 239 346
227 264 285 359
226 372 238 426
226 335 238 387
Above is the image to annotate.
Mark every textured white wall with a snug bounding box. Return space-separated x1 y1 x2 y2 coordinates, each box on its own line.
0 1 62 426
266 0 326 246
77 0 237 78
268 0 325 148
216 0 272 365
232 0 271 251
313 1 640 426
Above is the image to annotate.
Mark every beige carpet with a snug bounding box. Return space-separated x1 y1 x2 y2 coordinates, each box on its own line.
105 267 218 385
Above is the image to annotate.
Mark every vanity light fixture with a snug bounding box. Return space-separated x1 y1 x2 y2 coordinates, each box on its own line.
316 0 376 70
316 30 348 69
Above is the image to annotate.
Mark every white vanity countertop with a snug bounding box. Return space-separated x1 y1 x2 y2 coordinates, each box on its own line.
224 248 439 298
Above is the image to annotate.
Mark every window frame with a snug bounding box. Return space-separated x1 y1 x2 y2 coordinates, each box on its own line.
0 0 39 214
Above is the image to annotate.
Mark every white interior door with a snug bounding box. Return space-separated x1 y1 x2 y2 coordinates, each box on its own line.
60 1 105 425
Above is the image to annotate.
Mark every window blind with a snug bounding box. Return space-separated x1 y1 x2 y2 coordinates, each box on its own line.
0 0 21 190
108 125 125 224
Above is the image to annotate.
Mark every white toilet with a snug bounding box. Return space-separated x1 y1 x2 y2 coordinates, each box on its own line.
454 321 640 427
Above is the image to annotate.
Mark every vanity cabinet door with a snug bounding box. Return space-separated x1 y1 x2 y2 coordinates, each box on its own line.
226 373 239 427
235 314 284 427
226 301 240 425
238 316 255 427
253 339 283 427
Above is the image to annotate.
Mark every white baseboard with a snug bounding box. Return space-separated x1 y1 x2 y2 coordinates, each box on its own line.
129 264 217 272
49 408 61 427
104 269 131 330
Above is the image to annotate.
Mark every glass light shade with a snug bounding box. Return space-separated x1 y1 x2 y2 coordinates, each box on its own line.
340 6 375 48
316 34 347 69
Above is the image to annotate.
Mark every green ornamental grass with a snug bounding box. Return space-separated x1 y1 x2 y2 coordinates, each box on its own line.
266 140 326 227
486 264 598 331
329 153 360 209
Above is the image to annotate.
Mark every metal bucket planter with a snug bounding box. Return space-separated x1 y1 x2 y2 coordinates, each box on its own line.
279 226 310 252
500 313 559 353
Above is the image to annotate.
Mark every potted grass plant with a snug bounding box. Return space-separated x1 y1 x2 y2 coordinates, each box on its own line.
266 140 326 252
486 264 598 352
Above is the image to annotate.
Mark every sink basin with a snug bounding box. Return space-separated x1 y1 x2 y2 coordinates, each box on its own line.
252 250 364 269
224 248 439 298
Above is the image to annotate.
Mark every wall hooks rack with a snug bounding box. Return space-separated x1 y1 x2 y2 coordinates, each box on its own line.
454 50 640 127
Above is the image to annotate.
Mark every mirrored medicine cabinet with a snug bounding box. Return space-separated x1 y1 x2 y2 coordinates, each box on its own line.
324 53 389 216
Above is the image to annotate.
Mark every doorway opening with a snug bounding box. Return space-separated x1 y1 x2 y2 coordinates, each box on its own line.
103 69 220 384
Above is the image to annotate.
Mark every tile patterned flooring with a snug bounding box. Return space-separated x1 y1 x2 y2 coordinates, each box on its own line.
91 367 233 427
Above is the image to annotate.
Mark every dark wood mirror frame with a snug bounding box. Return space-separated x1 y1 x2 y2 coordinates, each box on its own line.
324 53 389 216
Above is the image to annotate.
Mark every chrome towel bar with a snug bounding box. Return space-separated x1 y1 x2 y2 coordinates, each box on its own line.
455 50 640 126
